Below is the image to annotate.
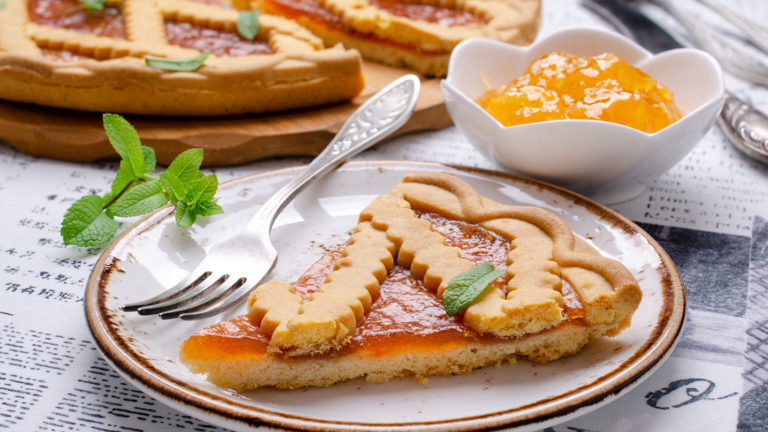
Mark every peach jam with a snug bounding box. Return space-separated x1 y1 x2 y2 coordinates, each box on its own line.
476 51 683 133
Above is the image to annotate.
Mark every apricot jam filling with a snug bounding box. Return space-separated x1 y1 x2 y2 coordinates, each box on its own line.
477 51 683 133
164 21 273 57
180 211 586 361
28 0 126 38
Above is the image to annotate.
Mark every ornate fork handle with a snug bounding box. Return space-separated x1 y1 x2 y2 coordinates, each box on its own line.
653 0 768 87
247 75 421 232
719 92 768 163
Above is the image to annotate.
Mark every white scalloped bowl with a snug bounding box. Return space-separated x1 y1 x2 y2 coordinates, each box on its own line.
441 27 724 203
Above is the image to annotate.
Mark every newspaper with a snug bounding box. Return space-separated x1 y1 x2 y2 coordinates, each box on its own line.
1 0 767 430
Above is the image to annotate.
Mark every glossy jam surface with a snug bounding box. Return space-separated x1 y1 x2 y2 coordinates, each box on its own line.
181 211 585 361
164 21 272 57
477 51 683 133
368 0 485 27
28 0 126 38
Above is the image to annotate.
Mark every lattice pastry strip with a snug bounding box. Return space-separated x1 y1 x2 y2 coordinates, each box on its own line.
249 221 395 356
0 0 363 115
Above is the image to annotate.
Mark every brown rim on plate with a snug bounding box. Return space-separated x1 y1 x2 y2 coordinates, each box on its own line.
84 161 685 432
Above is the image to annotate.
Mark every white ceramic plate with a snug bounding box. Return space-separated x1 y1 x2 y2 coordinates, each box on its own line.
85 161 685 432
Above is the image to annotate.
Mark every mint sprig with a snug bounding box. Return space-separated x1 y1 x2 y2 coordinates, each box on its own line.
0 0 7 11
442 262 506 316
145 51 210 72
60 114 222 248
237 10 260 41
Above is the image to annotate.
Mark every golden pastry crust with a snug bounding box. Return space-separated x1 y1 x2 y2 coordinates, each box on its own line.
181 173 642 390
254 0 541 76
0 0 364 115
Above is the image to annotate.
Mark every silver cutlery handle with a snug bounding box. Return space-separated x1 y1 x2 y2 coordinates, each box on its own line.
698 0 768 54
719 92 768 163
654 0 768 87
246 74 421 232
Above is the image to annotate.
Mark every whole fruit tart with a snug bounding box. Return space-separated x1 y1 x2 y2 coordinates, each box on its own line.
0 0 365 115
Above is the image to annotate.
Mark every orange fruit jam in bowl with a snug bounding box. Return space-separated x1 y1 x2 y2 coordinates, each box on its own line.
476 51 683 133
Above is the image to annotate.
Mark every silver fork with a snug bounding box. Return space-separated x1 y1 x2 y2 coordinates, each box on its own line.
123 74 421 320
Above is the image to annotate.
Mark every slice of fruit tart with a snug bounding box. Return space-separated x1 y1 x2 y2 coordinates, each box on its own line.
180 172 642 390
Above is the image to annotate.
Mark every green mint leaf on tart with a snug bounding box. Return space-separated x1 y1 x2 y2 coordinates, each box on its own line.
237 10 260 41
60 114 221 249
442 262 506 316
61 195 119 247
0 1 6 11
145 51 210 72
111 180 168 217
80 0 106 12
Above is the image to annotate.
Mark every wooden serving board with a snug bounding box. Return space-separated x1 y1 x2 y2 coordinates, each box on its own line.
0 62 451 167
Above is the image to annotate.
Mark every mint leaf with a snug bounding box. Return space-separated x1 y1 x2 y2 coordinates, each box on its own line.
0 1 6 10
237 10 260 41
174 175 221 227
166 148 204 184
442 262 505 316
159 171 187 204
145 51 210 72
103 113 145 178
80 0 106 12
61 195 119 247
184 175 218 207
111 160 137 195
61 114 221 251
175 200 197 228
196 200 224 217
112 180 168 217
142 146 156 175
